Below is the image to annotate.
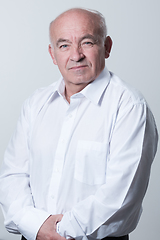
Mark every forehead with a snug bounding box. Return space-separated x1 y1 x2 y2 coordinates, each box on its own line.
50 11 100 43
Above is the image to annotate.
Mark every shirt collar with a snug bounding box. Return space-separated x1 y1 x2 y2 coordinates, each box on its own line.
51 67 111 105
50 77 66 101
80 67 111 105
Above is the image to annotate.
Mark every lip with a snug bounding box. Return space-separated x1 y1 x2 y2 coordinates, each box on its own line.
69 65 88 70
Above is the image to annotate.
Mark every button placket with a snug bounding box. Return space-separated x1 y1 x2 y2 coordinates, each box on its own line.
47 98 81 212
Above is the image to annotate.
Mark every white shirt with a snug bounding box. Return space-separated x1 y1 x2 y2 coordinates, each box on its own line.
0 68 158 240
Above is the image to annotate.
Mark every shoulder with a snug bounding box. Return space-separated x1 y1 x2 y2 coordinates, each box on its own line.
30 82 57 104
108 72 147 106
22 81 58 117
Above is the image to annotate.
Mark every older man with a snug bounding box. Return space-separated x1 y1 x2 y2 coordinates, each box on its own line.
0 8 158 240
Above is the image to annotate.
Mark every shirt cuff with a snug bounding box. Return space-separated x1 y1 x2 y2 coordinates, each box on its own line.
16 208 51 240
57 211 88 240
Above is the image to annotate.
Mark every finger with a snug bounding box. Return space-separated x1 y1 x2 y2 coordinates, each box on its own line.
54 214 63 223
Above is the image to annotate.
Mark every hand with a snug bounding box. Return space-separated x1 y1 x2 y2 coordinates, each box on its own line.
36 214 66 240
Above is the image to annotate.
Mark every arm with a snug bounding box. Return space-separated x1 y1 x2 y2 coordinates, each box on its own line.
57 102 158 239
0 99 54 240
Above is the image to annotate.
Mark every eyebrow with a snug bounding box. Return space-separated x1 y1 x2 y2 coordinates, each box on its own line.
56 34 98 47
80 34 98 42
56 38 71 47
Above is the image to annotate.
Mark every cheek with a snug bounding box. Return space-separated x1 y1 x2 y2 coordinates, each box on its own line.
96 50 105 66
55 55 68 70
85 52 97 66
88 51 103 69
54 50 69 65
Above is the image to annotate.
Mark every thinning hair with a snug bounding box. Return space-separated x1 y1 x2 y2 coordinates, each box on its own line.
82 8 107 40
49 8 107 44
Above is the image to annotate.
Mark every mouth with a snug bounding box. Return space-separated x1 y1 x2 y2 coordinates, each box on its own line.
69 65 88 70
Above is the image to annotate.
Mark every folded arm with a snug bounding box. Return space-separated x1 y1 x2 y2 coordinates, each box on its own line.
57 103 158 239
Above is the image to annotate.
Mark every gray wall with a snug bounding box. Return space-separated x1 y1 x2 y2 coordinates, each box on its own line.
0 0 159 239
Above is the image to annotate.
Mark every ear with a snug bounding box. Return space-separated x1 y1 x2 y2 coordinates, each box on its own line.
104 36 113 59
48 44 57 65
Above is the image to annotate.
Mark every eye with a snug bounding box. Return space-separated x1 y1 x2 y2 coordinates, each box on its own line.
59 44 69 50
60 45 68 48
82 41 94 47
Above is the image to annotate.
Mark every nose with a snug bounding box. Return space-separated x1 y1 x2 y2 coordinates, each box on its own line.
70 46 85 62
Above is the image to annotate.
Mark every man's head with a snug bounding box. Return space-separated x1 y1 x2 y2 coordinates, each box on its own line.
49 8 112 95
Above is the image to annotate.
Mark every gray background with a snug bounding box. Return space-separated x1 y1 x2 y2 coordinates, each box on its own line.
0 0 159 239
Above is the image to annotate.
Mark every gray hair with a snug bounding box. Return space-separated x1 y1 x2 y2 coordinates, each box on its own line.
49 8 107 44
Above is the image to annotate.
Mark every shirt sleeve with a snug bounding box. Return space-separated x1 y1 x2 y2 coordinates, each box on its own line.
0 99 50 240
57 101 158 239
